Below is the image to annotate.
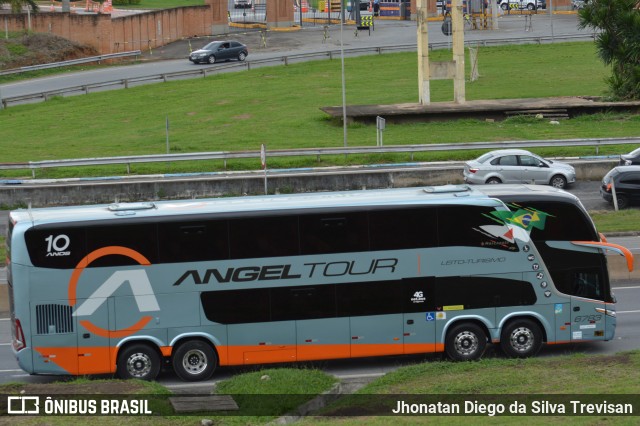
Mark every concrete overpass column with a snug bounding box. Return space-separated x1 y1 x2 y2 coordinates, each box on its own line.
267 0 294 29
205 0 230 34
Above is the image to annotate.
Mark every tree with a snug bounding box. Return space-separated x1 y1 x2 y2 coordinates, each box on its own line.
0 0 39 13
578 0 640 100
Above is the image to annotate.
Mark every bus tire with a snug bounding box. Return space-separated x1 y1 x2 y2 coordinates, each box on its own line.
445 323 487 361
500 319 543 358
116 343 161 381
172 340 217 382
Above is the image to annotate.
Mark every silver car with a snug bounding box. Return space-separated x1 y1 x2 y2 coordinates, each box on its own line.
463 149 576 189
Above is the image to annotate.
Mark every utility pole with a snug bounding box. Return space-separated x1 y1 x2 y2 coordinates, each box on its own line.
416 0 429 104
451 0 465 103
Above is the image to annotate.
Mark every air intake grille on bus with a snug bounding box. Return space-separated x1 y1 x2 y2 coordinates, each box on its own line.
36 304 74 334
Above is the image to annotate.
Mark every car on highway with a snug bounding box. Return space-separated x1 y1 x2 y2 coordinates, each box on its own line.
189 41 248 65
619 147 640 166
500 0 545 10
571 0 585 9
463 149 576 189
600 165 640 209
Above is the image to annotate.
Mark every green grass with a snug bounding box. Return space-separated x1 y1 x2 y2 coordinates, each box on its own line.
305 351 640 425
2 354 639 425
3 41 633 179
0 368 337 425
590 210 640 234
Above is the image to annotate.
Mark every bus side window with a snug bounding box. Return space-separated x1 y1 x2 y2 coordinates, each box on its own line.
300 212 369 255
369 208 437 250
271 286 336 321
437 205 518 252
158 220 229 263
86 223 158 266
229 215 299 259
25 226 86 269
201 288 270 324
572 270 602 299
336 281 403 317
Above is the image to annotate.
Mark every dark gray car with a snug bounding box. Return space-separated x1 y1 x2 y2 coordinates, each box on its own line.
600 165 640 209
189 41 248 65
619 147 640 166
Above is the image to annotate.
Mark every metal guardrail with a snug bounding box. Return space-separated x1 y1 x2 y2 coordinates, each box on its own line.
0 50 142 77
0 34 593 108
0 136 633 179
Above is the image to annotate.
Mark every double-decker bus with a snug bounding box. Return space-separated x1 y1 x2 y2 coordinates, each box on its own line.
7 185 633 381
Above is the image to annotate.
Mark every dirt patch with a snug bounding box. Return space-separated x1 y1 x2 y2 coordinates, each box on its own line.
0 33 98 70
232 113 252 120
584 353 633 366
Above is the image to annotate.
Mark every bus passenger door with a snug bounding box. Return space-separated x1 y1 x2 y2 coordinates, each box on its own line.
402 278 437 354
569 269 608 342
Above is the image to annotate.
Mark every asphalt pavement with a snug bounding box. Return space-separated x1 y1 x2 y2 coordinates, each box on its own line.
143 12 591 61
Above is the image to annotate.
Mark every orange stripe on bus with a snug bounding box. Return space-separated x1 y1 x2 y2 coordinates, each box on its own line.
220 343 446 366
34 346 117 375
32 341 454 375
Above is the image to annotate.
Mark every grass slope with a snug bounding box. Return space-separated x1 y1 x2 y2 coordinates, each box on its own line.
3 42 633 179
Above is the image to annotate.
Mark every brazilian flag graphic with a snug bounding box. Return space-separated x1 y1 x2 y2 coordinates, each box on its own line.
487 204 552 232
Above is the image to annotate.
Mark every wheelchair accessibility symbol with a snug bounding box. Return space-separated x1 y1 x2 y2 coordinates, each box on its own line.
426 312 435 321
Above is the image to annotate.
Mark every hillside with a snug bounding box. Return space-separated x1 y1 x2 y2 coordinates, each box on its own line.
0 32 98 70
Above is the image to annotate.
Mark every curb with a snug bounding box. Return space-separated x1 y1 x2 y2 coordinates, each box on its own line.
270 376 376 424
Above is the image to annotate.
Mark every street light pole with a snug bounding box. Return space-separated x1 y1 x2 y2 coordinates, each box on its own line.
340 0 348 147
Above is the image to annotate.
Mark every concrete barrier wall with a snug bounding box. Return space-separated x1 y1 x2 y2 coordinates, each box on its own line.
2 6 217 54
607 255 639 282
1 0 296 54
0 159 617 208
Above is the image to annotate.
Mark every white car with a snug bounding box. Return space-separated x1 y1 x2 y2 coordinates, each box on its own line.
463 149 576 189
234 0 252 8
500 0 545 10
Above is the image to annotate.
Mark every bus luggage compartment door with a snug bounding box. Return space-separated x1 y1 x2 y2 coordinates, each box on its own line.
75 296 114 375
349 314 403 357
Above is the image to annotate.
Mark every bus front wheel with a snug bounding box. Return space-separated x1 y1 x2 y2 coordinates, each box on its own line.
500 319 543 358
172 340 217 382
116 343 161 381
445 323 487 361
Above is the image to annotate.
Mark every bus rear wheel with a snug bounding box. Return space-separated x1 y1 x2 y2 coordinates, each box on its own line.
117 343 161 381
172 340 217 382
445 323 487 361
500 319 543 358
